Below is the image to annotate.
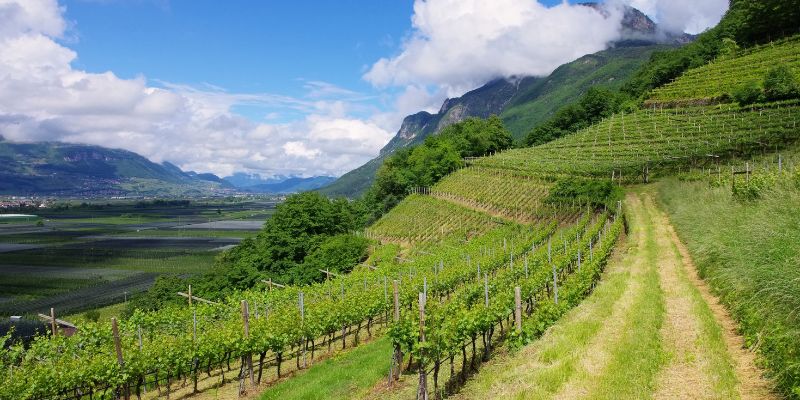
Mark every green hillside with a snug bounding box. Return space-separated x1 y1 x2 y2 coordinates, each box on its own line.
0 140 230 196
319 44 665 198
500 45 667 138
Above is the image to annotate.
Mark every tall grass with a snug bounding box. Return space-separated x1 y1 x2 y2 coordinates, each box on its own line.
657 178 800 398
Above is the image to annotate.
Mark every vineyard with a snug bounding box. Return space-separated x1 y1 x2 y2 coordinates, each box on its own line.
429 168 581 225
4 22 800 400
365 195 499 243
647 35 800 104
476 101 800 182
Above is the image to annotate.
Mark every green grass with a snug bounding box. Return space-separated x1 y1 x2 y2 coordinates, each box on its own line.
0 275 98 301
657 177 800 398
574 194 666 399
0 249 217 273
65 302 128 323
260 336 392 400
666 234 739 397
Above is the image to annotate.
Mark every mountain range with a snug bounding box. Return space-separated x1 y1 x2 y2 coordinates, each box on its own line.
318 4 692 197
0 137 333 197
222 173 336 194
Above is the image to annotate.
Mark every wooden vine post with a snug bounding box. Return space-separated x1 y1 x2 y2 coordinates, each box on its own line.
553 266 559 305
240 300 254 393
50 307 57 336
111 317 129 400
417 292 428 400
392 280 402 380
514 287 522 332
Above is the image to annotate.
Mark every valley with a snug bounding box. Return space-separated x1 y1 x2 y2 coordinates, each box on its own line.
1 1 799 400
0 199 276 318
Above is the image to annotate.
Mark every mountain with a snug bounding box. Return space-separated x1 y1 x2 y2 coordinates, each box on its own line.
222 172 290 188
243 176 337 194
0 139 232 197
223 173 336 194
318 5 689 198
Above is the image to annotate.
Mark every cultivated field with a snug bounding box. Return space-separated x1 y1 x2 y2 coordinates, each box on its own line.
0 200 275 317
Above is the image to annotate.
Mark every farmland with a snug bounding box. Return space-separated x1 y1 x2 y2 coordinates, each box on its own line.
0 199 277 317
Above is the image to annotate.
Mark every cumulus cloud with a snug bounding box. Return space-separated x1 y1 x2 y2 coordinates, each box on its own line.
364 0 729 104
0 0 393 178
365 0 625 95
624 0 728 34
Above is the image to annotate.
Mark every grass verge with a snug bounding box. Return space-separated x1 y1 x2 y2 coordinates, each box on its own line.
259 336 392 400
657 178 800 398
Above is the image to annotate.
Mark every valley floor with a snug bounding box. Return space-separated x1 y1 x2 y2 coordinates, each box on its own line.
453 188 776 400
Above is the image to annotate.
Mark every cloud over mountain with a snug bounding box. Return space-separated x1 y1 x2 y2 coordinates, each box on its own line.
364 0 728 100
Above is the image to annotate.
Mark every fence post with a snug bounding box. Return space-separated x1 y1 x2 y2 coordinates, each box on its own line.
514 287 522 332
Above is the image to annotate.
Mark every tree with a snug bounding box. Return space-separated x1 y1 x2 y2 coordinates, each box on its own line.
763 66 799 101
294 234 369 284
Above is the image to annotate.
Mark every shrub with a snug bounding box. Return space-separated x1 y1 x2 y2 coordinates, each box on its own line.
732 80 763 105
763 66 800 101
545 177 622 208
732 174 774 201
83 310 100 322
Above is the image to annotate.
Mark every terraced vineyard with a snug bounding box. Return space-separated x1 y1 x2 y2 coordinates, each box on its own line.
430 167 581 225
365 195 499 243
648 35 800 104
477 101 800 182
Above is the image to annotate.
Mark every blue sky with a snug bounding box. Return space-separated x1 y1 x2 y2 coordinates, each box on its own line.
62 0 579 122
0 0 727 177
64 1 571 93
63 1 414 99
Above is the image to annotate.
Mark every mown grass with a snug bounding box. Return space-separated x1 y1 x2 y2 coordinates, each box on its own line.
658 178 800 398
579 195 666 399
665 232 739 398
259 336 392 400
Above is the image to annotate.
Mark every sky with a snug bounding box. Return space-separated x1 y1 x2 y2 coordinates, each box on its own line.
0 0 728 178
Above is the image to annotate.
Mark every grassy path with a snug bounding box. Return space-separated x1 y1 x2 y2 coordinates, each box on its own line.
259 336 393 400
454 189 776 400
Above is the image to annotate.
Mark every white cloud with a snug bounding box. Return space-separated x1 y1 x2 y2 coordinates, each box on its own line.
623 0 727 35
0 0 393 178
364 0 625 95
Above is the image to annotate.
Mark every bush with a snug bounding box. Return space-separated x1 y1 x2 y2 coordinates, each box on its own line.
83 310 100 322
545 177 622 208
763 66 800 101
732 174 775 201
732 80 763 105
